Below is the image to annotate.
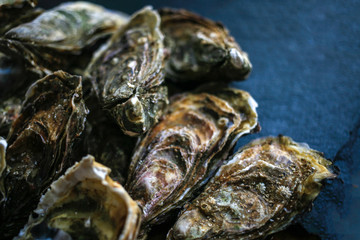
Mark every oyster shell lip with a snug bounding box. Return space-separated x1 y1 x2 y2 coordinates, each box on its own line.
19 155 142 240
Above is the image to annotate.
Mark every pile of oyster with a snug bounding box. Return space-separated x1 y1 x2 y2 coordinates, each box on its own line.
0 1 335 239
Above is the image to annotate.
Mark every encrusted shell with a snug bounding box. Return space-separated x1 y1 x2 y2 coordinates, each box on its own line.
167 136 335 240
86 6 167 136
125 87 258 233
0 71 88 238
159 8 252 83
0 2 129 92
5 1 128 51
17 155 141 240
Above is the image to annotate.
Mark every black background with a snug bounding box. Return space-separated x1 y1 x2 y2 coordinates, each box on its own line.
39 1 360 239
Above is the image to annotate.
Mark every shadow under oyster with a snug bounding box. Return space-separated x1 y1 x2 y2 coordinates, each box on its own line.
17 155 141 240
125 87 259 235
86 6 167 136
0 71 88 239
159 8 252 83
167 136 335 240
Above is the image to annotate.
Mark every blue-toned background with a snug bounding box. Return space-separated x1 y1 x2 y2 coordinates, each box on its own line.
41 1 360 239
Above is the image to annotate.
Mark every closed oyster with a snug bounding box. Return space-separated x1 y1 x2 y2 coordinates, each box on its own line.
159 8 252 83
167 136 335 240
86 6 167 136
0 2 129 96
18 155 141 240
125 87 258 232
0 71 88 239
0 137 6 177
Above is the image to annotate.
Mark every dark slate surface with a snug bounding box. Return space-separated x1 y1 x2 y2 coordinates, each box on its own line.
39 1 360 239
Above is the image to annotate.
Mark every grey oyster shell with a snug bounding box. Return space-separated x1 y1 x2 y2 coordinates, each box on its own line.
0 1 129 97
18 155 141 240
0 71 88 239
159 8 252 83
125 87 259 233
167 136 335 240
86 6 167 136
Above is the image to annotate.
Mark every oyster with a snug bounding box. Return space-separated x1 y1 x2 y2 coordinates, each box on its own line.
125 87 258 232
167 136 335 240
159 8 252 83
0 2 129 95
86 6 167 136
0 137 6 177
18 155 141 240
0 71 88 239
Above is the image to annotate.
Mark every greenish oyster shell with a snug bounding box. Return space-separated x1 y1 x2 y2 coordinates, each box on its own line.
125 87 259 233
86 6 167 136
0 71 88 239
167 136 335 240
159 8 252 83
0 2 129 97
17 155 141 240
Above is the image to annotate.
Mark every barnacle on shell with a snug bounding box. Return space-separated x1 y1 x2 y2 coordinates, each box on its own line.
159 8 252 83
125 87 259 235
86 6 168 136
167 136 335 240
0 71 88 239
17 155 141 240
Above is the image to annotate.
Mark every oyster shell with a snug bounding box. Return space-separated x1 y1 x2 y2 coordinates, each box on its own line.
159 8 252 83
0 137 6 177
86 6 167 136
167 136 335 240
0 2 129 95
18 155 141 240
0 71 88 239
125 87 259 232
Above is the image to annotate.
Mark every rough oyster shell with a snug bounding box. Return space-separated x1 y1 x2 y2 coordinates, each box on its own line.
125 87 258 233
86 6 167 136
5 1 128 51
0 71 88 239
17 155 141 240
159 8 252 83
0 1 129 96
167 136 335 240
